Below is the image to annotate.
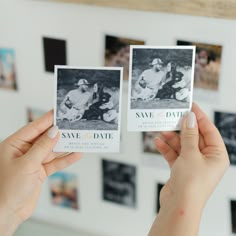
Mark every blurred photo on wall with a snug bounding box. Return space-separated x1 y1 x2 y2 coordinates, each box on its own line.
49 172 79 210
105 35 145 81
214 111 236 165
177 40 222 92
143 132 160 154
0 48 17 91
102 159 137 208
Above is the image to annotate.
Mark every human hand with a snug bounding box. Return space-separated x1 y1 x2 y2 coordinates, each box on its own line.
0 111 81 235
148 104 229 236
156 103 229 211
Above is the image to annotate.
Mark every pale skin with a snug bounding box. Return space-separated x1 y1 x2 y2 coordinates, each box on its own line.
0 104 230 236
148 103 229 236
0 110 81 236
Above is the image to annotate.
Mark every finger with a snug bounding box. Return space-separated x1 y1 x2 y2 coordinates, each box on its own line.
160 131 181 155
43 152 81 176
42 152 71 164
161 129 206 154
155 137 178 167
8 110 53 143
192 103 225 149
199 133 206 151
180 111 199 154
2 138 32 158
24 126 59 164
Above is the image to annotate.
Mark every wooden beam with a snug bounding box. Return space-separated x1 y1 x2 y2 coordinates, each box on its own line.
48 0 236 20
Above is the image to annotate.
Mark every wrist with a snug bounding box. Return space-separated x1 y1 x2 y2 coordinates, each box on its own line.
149 191 204 236
160 192 204 218
0 205 21 236
163 188 206 213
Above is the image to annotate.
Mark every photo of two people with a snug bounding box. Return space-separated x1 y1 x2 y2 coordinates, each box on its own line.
130 47 194 110
56 68 122 130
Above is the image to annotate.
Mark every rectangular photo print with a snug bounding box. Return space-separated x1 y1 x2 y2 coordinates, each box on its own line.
128 46 195 131
102 159 136 208
231 200 236 234
54 66 123 153
105 35 145 81
43 37 67 73
177 40 222 92
214 111 236 165
0 48 17 91
49 172 79 210
143 131 160 154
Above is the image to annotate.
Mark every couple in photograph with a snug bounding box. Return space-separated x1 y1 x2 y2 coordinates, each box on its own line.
57 79 118 124
132 58 189 102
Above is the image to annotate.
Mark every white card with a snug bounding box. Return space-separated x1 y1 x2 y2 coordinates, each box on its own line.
54 66 123 153
127 45 195 131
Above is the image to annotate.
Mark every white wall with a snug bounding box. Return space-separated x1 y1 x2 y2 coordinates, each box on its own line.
15 219 94 236
0 0 236 235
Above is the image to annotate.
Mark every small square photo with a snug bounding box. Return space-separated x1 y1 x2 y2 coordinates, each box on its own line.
102 159 136 208
214 111 236 165
43 37 67 73
0 48 17 91
49 172 79 210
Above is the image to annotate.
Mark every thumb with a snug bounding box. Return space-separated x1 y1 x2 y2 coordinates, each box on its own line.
180 112 199 154
24 126 60 164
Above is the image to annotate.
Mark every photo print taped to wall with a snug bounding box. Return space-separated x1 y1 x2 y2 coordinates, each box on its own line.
0 48 18 91
231 200 236 234
49 172 79 210
214 111 236 165
102 159 136 208
127 46 195 131
142 132 160 154
43 37 67 73
177 40 222 103
105 35 145 81
54 66 123 153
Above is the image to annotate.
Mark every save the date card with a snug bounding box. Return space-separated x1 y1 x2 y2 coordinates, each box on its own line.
54 66 123 153
127 45 195 131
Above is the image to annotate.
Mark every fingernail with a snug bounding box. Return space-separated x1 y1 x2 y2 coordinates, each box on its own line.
187 112 196 129
47 126 59 139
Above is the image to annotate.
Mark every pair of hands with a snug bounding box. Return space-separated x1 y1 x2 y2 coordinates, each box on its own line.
0 104 229 236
